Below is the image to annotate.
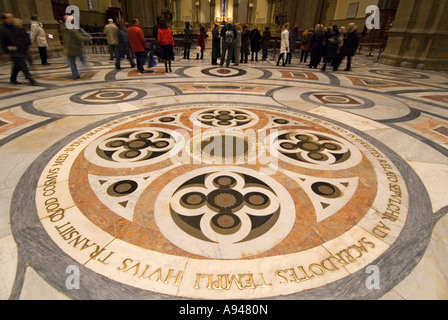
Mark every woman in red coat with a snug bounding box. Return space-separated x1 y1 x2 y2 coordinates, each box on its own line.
127 18 146 73
196 26 206 60
157 18 175 73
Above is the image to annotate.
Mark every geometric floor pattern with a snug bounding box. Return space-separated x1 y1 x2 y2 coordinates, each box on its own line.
1 50 447 300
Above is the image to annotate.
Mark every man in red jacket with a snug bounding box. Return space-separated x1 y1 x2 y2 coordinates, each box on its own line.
127 18 146 73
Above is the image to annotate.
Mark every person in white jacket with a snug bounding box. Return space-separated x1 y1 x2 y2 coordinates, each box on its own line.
277 23 290 66
30 14 49 65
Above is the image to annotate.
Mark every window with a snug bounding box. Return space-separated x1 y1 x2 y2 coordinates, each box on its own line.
347 2 359 19
88 0 100 11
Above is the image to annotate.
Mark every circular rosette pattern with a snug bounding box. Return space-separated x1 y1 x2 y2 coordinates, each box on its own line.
270 130 362 170
155 167 296 259
190 108 259 129
84 128 185 168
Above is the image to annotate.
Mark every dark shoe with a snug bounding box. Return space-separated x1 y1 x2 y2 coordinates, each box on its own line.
73 76 81 80
10 80 22 85
29 78 38 86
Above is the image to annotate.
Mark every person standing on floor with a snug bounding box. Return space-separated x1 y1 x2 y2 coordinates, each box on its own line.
286 24 299 64
277 23 290 66
211 24 221 65
250 25 261 61
183 21 193 60
158 18 175 72
116 21 136 70
62 15 91 80
260 25 271 61
220 23 236 67
233 24 242 66
196 26 206 60
0 12 37 85
321 25 339 72
127 18 147 74
104 19 118 61
309 24 324 69
341 22 359 71
299 28 312 64
30 14 50 65
240 24 250 64
331 26 345 71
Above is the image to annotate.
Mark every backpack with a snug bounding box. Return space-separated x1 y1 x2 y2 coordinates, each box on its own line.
225 29 234 44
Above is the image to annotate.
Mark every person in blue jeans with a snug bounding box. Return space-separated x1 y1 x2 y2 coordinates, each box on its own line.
116 22 136 69
62 15 91 79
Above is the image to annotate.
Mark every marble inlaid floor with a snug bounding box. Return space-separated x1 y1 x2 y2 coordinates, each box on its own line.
1 50 447 300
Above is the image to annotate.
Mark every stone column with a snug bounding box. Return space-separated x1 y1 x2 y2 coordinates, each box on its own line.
379 0 448 71
122 0 160 34
266 0 275 27
210 0 216 25
233 1 239 24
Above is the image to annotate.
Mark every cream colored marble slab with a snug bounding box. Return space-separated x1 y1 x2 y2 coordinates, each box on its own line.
392 241 448 300
367 128 448 164
19 267 70 300
322 226 390 275
0 235 18 300
84 238 189 297
408 161 448 213
308 106 390 132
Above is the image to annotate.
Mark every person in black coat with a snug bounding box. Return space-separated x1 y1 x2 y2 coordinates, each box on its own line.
250 25 261 61
0 12 36 85
321 25 339 72
211 24 221 65
309 24 324 69
341 23 359 71
260 26 271 61
240 24 250 64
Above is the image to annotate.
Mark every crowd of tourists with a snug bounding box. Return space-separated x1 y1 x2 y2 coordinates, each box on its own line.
205 21 359 72
1 11 360 85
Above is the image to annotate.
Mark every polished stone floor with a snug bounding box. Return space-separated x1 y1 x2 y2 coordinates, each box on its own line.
0 49 447 300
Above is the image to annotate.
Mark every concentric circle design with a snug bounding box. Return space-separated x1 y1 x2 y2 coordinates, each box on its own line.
300 91 375 109
70 88 148 104
369 69 430 80
201 67 247 78
29 103 414 299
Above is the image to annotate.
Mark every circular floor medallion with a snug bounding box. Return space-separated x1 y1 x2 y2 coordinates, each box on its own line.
70 87 148 105
31 103 412 299
201 67 247 78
